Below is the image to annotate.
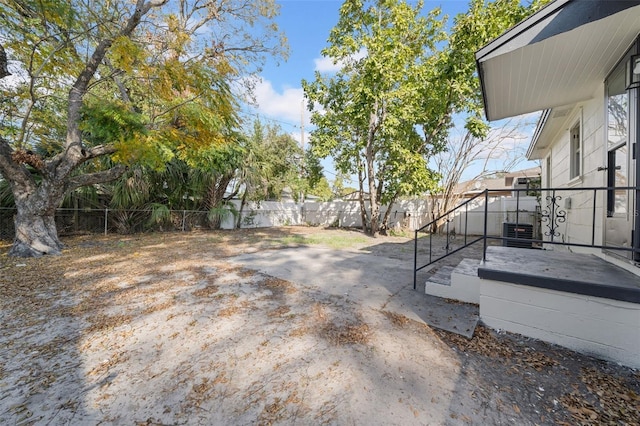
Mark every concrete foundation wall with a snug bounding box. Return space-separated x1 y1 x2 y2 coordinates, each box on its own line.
480 279 640 369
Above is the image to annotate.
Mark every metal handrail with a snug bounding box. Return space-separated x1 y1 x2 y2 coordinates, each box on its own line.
414 185 640 290
415 190 488 233
413 189 489 289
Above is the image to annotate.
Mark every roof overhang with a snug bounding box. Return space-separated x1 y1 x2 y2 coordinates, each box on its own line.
476 0 640 123
526 104 586 159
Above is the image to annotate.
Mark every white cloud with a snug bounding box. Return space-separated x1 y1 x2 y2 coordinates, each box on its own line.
313 48 367 73
314 56 342 73
252 79 307 125
250 78 326 131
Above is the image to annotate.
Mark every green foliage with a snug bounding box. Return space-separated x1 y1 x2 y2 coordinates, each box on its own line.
0 177 13 207
303 0 446 233
0 0 288 253
304 150 325 190
207 202 237 227
330 173 358 199
303 0 549 233
80 101 148 146
436 0 551 139
108 168 151 210
240 120 304 202
148 203 171 226
307 176 333 201
0 0 287 176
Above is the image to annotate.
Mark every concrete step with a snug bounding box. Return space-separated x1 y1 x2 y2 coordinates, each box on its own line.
425 265 455 286
425 259 482 304
454 258 480 277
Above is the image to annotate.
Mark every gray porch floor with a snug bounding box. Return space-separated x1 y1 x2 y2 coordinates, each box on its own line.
478 246 640 303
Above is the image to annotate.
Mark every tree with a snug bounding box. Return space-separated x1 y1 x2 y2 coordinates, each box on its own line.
0 0 286 256
235 120 304 227
303 0 549 236
301 149 332 201
428 117 536 230
422 0 549 227
106 137 246 233
303 0 445 236
307 176 333 201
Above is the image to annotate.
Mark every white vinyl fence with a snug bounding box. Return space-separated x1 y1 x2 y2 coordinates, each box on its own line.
221 196 539 236
0 196 540 240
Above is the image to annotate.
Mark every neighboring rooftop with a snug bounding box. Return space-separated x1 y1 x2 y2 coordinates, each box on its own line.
454 166 541 197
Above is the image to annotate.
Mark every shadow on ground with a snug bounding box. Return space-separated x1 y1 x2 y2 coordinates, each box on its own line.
0 227 637 425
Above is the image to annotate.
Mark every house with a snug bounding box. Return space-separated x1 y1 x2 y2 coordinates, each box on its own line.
454 166 541 198
421 0 640 368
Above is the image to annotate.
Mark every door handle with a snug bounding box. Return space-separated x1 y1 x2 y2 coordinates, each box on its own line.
597 166 622 171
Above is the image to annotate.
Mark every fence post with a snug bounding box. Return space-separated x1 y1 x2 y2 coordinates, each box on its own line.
182 210 186 232
104 208 108 236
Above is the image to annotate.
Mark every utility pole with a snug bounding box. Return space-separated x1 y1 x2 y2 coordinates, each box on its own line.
300 98 305 205
300 98 305 151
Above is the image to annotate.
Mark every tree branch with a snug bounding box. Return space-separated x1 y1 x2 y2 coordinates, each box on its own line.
151 94 201 123
84 144 118 159
0 137 36 191
47 142 117 172
64 0 168 163
65 164 127 193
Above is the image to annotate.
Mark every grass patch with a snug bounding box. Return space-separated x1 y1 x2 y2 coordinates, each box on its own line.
273 235 308 246
273 233 371 250
388 228 413 238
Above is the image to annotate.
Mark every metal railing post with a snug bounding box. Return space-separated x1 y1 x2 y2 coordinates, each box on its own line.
104 208 108 236
550 190 556 242
483 190 488 262
516 189 520 222
445 216 450 254
592 189 597 246
464 203 468 246
413 230 418 290
429 227 433 264
515 189 521 241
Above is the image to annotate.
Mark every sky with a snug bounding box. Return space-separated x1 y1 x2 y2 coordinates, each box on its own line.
243 0 540 185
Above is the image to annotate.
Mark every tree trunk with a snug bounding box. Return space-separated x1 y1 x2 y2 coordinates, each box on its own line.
0 1 162 258
236 191 248 229
380 195 398 234
365 112 379 237
10 209 63 257
357 165 369 233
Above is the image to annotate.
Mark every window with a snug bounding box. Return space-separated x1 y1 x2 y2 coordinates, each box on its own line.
570 121 581 179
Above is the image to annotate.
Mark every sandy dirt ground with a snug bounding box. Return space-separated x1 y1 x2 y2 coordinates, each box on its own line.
0 226 639 425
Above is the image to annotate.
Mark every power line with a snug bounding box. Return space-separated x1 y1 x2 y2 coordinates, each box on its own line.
238 109 303 130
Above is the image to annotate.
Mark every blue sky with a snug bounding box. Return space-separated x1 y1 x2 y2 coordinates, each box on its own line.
244 0 539 184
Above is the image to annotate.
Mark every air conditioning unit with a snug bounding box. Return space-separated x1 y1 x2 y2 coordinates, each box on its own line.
502 222 534 248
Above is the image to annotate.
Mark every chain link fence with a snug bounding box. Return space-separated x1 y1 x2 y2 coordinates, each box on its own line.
0 207 231 241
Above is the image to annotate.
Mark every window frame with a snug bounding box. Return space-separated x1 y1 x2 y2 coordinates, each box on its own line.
569 119 582 180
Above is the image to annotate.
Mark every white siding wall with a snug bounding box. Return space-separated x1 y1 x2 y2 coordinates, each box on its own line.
540 85 607 251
